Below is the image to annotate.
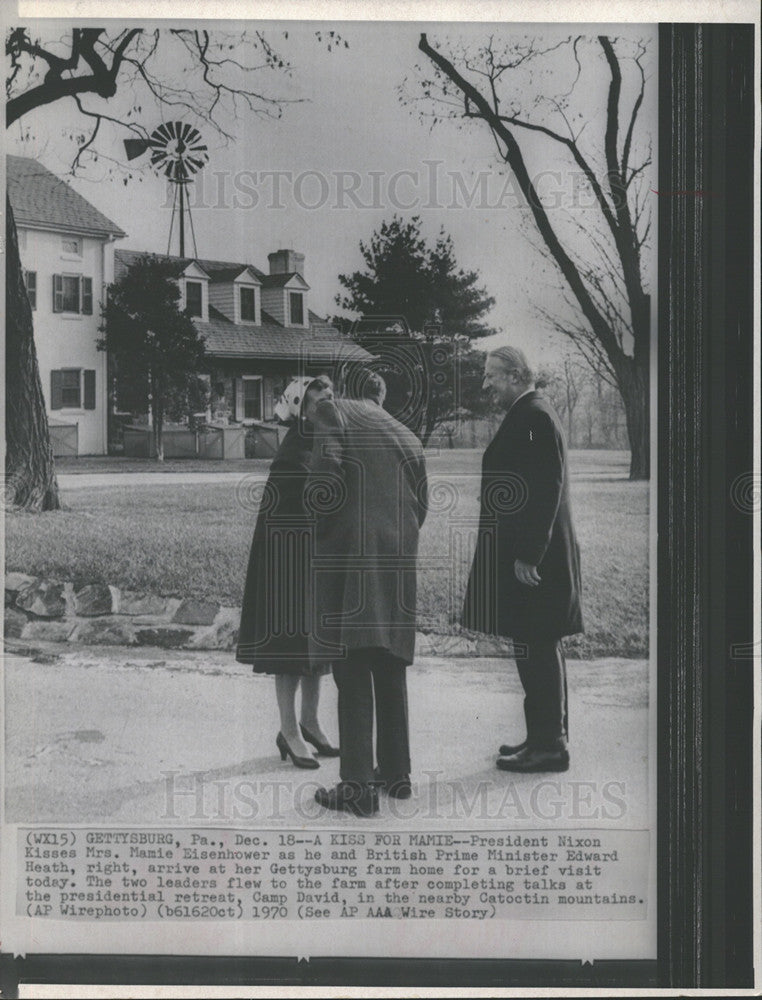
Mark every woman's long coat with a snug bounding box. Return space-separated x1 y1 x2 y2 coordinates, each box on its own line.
307 399 428 666
462 391 583 642
236 423 329 675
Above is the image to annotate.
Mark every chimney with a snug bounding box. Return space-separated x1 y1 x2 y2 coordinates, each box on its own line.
268 249 305 279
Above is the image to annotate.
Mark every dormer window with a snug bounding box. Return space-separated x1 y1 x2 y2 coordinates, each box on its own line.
186 281 203 317
289 292 304 326
180 262 209 320
240 286 257 322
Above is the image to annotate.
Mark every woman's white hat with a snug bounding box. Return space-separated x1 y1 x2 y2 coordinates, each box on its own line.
273 376 318 422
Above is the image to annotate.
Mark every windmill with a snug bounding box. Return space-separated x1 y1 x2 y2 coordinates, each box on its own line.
124 122 209 257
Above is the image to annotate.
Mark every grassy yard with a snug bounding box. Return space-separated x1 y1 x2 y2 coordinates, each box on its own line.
55 456 273 475
5 450 648 658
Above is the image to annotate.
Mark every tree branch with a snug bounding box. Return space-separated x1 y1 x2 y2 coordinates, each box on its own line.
15 27 82 79
6 27 142 126
622 44 647 181
599 34 623 190
598 35 650 354
419 32 621 365
475 109 620 239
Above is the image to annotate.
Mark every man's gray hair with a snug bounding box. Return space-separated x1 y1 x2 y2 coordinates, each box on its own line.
360 370 387 405
488 346 534 386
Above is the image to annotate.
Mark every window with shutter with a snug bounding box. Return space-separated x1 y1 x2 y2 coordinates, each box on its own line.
289 292 304 325
53 274 64 312
61 276 80 312
60 369 81 408
186 281 203 317
50 370 63 410
24 271 37 310
243 377 262 420
240 286 256 322
84 370 96 410
82 277 93 315
234 377 243 421
263 377 275 419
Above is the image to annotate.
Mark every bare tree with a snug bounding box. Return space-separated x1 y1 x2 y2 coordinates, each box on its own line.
536 353 587 447
572 365 628 449
559 354 584 447
5 199 59 510
5 25 341 509
411 33 652 479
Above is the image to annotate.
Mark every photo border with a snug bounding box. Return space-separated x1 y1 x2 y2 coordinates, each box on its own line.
656 21 756 989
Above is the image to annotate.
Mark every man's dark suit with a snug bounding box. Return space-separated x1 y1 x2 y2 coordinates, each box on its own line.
462 390 583 751
308 398 427 784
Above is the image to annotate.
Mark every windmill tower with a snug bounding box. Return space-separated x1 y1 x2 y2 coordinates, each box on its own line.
124 122 209 257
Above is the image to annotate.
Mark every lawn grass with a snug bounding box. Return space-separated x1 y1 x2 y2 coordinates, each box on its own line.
5 450 648 658
55 456 272 475
54 448 629 477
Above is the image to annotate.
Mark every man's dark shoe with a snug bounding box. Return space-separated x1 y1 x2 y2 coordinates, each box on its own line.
315 781 379 817
371 767 412 800
498 739 527 757
496 746 570 773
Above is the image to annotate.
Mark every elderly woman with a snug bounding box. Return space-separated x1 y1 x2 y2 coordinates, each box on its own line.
236 375 338 769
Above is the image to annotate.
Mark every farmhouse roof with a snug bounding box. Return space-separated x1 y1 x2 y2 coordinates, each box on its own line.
7 154 126 238
260 271 309 289
197 306 372 362
113 248 373 364
115 249 236 282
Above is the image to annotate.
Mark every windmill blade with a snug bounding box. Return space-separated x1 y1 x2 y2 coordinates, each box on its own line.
151 122 173 145
185 156 207 175
141 120 208 189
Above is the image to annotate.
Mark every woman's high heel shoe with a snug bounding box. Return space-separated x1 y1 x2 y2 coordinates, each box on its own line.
300 724 340 758
276 731 319 769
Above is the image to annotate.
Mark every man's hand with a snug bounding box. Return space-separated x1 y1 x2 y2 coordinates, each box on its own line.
514 559 541 587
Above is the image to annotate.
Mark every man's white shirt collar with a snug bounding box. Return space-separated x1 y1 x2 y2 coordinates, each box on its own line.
507 387 534 415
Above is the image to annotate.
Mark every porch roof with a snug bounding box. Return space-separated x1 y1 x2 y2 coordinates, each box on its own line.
195 308 373 364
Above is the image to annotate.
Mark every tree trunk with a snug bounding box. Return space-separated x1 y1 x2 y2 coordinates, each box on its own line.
566 387 574 448
154 378 165 462
619 356 650 479
4 198 60 511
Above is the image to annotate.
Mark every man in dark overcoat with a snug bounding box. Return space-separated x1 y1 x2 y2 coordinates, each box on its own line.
304 385 427 816
462 346 583 772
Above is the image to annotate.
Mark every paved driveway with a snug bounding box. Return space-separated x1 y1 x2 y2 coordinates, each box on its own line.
5 645 649 830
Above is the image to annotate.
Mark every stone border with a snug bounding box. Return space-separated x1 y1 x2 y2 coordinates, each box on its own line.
4 574 514 658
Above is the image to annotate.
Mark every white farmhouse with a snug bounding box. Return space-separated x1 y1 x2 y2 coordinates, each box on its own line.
7 154 126 456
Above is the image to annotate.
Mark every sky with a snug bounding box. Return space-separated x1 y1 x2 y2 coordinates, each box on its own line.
6 18 657 370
